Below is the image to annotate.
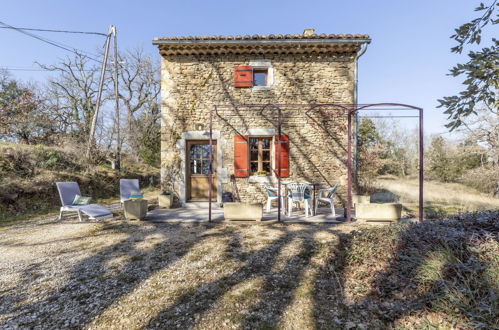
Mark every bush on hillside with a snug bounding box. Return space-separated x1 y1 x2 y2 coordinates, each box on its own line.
427 137 461 182
460 166 499 196
33 145 81 171
341 211 499 328
138 123 161 168
0 147 36 178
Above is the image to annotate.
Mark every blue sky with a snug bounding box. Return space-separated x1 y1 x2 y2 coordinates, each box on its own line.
1 0 495 135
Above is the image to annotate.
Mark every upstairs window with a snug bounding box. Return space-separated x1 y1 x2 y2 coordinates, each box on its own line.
234 60 273 89
253 69 268 86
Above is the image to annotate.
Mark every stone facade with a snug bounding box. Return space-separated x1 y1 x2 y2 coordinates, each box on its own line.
154 33 369 207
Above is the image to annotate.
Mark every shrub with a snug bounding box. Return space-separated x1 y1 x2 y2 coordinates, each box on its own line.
0 147 36 178
33 145 80 171
138 124 160 168
460 166 499 196
427 137 462 182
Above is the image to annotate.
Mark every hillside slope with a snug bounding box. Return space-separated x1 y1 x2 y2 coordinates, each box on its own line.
0 143 159 222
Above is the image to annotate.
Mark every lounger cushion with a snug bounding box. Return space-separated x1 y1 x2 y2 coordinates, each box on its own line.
72 194 92 205
128 191 144 199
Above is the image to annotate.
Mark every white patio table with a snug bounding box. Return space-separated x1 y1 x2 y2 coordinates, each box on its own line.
280 181 323 216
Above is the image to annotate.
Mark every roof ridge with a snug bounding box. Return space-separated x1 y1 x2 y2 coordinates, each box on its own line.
153 33 370 41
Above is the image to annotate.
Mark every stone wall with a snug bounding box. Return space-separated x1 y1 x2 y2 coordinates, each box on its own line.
160 53 355 206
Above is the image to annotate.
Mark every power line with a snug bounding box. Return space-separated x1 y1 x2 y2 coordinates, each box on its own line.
0 22 106 58
0 26 106 36
1 67 52 72
0 66 110 72
0 20 103 63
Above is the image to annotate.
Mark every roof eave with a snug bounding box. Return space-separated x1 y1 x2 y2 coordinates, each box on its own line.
152 38 371 46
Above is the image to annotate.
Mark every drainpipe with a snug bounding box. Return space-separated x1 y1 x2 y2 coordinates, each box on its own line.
353 42 370 192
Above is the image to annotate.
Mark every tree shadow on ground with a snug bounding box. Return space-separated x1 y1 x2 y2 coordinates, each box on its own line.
0 220 220 328
2 212 496 329
145 224 329 328
312 212 499 328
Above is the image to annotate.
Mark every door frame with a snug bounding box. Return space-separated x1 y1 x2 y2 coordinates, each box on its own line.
186 140 217 201
175 130 223 207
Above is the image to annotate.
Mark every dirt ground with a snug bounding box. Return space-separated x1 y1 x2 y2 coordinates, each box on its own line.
0 214 368 329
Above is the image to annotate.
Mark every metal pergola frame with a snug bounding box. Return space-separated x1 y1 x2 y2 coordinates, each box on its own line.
207 103 424 223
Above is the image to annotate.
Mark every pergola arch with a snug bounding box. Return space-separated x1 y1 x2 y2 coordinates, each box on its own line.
209 103 424 222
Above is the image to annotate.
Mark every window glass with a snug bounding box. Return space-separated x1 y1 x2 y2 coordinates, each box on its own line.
190 144 214 175
190 159 200 174
253 70 267 86
261 138 270 149
250 162 259 173
201 161 210 174
249 137 272 175
200 145 210 158
249 138 259 149
190 145 201 158
263 162 271 173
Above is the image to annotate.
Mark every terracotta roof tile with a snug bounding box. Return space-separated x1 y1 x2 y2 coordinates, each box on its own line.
153 31 371 56
154 32 370 41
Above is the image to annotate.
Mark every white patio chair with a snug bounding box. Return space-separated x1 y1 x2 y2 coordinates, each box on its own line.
120 179 140 203
56 182 113 221
315 185 337 216
287 182 312 217
263 183 286 213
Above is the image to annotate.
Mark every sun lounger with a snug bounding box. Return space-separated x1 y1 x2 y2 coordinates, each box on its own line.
56 182 113 221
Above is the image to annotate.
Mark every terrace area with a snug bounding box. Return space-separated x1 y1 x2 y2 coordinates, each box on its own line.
145 202 345 223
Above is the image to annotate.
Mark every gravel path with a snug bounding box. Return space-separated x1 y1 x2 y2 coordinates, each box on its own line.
0 209 364 329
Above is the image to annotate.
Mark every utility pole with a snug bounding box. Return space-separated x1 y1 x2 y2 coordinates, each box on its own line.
112 26 121 170
86 25 112 161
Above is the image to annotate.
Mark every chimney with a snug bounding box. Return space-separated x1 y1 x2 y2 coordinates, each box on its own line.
302 28 316 37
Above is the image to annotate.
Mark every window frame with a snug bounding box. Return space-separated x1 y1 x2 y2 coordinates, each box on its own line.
189 143 216 176
249 60 273 91
249 136 272 175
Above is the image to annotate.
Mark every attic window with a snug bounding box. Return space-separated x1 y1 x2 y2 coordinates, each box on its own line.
250 60 273 90
253 69 268 86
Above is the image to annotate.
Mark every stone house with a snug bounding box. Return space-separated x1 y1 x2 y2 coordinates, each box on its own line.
153 29 370 207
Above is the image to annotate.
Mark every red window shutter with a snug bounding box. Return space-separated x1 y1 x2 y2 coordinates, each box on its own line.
234 135 249 177
234 65 253 88
274 134 290 178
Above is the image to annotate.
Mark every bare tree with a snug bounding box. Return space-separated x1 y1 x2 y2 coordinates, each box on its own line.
39 53 106 143
35 48 160 167
462 108 499 166
115 48 160 157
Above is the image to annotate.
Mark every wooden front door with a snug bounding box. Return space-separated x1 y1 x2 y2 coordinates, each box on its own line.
187 140 217 201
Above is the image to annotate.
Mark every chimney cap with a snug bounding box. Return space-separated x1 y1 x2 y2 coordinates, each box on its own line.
302 28 316 37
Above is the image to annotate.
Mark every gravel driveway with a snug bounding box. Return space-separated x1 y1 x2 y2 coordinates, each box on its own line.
0 212 365 329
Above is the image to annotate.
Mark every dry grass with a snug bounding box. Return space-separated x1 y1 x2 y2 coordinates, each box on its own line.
376 176 499 217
